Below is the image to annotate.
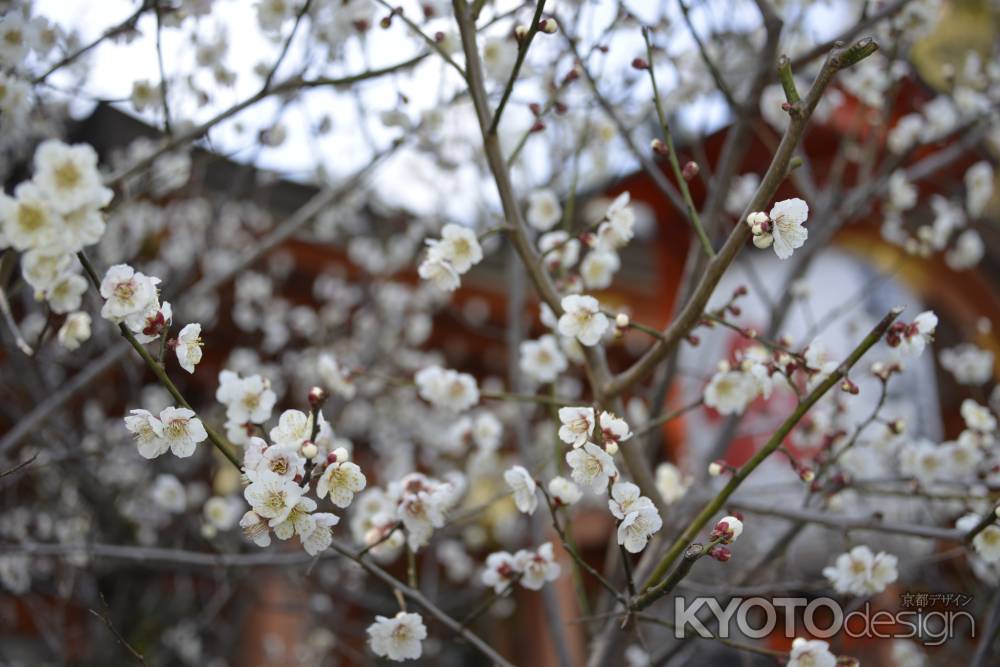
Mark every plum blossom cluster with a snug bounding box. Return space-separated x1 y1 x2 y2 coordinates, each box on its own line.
239 406 367 556
124 407 208 459
417 223 483 292
349 472 463 555
535 191 636 293
482 542 561 593
745 198 809 260
703 345 775 415
0 140 113 348
99 263 204 373
558 406 632 454
881 161 992 271
608 481 662 553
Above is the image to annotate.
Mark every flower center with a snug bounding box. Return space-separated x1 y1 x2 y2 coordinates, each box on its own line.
54 162 82 191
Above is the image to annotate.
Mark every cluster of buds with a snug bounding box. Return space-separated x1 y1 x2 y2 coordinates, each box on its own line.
710 515 744 544
746 211 774 249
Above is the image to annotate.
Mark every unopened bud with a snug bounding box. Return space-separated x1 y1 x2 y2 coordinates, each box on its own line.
301 442 319 459
708 545 732 562
708 461 724 477
605 441 619 456
840 378 859 395
631 57 649 70
615 313 630 329
530 120 546 133
682 161 699 181
539 18 558 34
711 516 744 544
799 467 815 482
651 138 667 156
308 386 328 409
333 446 350 463
514 25 528 40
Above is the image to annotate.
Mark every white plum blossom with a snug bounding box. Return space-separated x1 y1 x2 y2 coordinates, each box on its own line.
892 311 938 358
596 192 635 250
608 481 647 519
787 638 837 667
519 334 568 384
426 223 483 274
390 473 455 551
609 481 661 552
239 510 272 547
32 140 112 213
414 365 479 412
0 183 57 251
566 442 617 493
617 502 662 553
527 189 562 231
158 407 208 458
900 439 947 485
654 462 690 505
548 476 582 505
269 409 312 449
972 525 1000 563
175 323 203 374
99 264 160 323
317 456 367 508
513 542 561 590
151 474 186 513
822 545 899 595
125 409 167 459
217 371 277 424
580 250 620 289
557 406 595 448
367 612 427 662
318 353 355 399
244 438 306 482
539 230 580 270
57 311 91 350
946 229 985 270
301 512 340 555
769 198 809 259
557 294 608 346
962 399 997 433
704 362 758 415
965 160 993 218
203 496 242 531
504 465 537 515
598 411 632 448
417 257 460 292
244 470 304 526
482 550 519 593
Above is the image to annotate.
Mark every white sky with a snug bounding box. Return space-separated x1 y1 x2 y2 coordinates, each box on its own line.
33 0 855 219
